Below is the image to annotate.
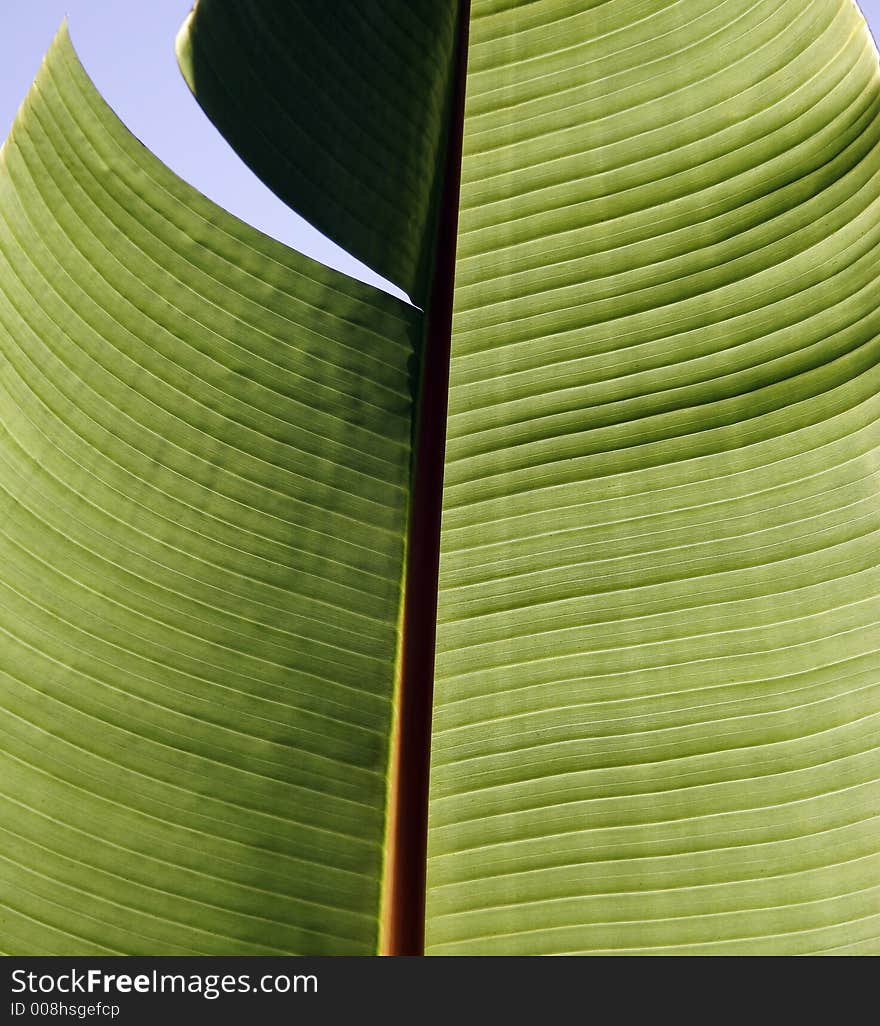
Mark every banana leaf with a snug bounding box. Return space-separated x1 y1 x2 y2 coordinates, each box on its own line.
1 0 879 957
426 0 880 954
0 27 422 955
177 0 461 305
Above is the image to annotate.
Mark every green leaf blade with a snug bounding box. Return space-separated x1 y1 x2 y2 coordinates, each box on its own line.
176 0 461 304
0 27 420 955
426 0 880 955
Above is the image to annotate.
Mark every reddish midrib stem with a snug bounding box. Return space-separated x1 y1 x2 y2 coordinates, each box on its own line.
382 0 471 957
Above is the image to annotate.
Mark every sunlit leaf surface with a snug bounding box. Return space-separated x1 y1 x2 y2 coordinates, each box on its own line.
0 28 421 955
426 0 880 955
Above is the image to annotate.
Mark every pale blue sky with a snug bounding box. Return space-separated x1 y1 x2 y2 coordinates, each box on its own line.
1 1 879 299
0 1 403 296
